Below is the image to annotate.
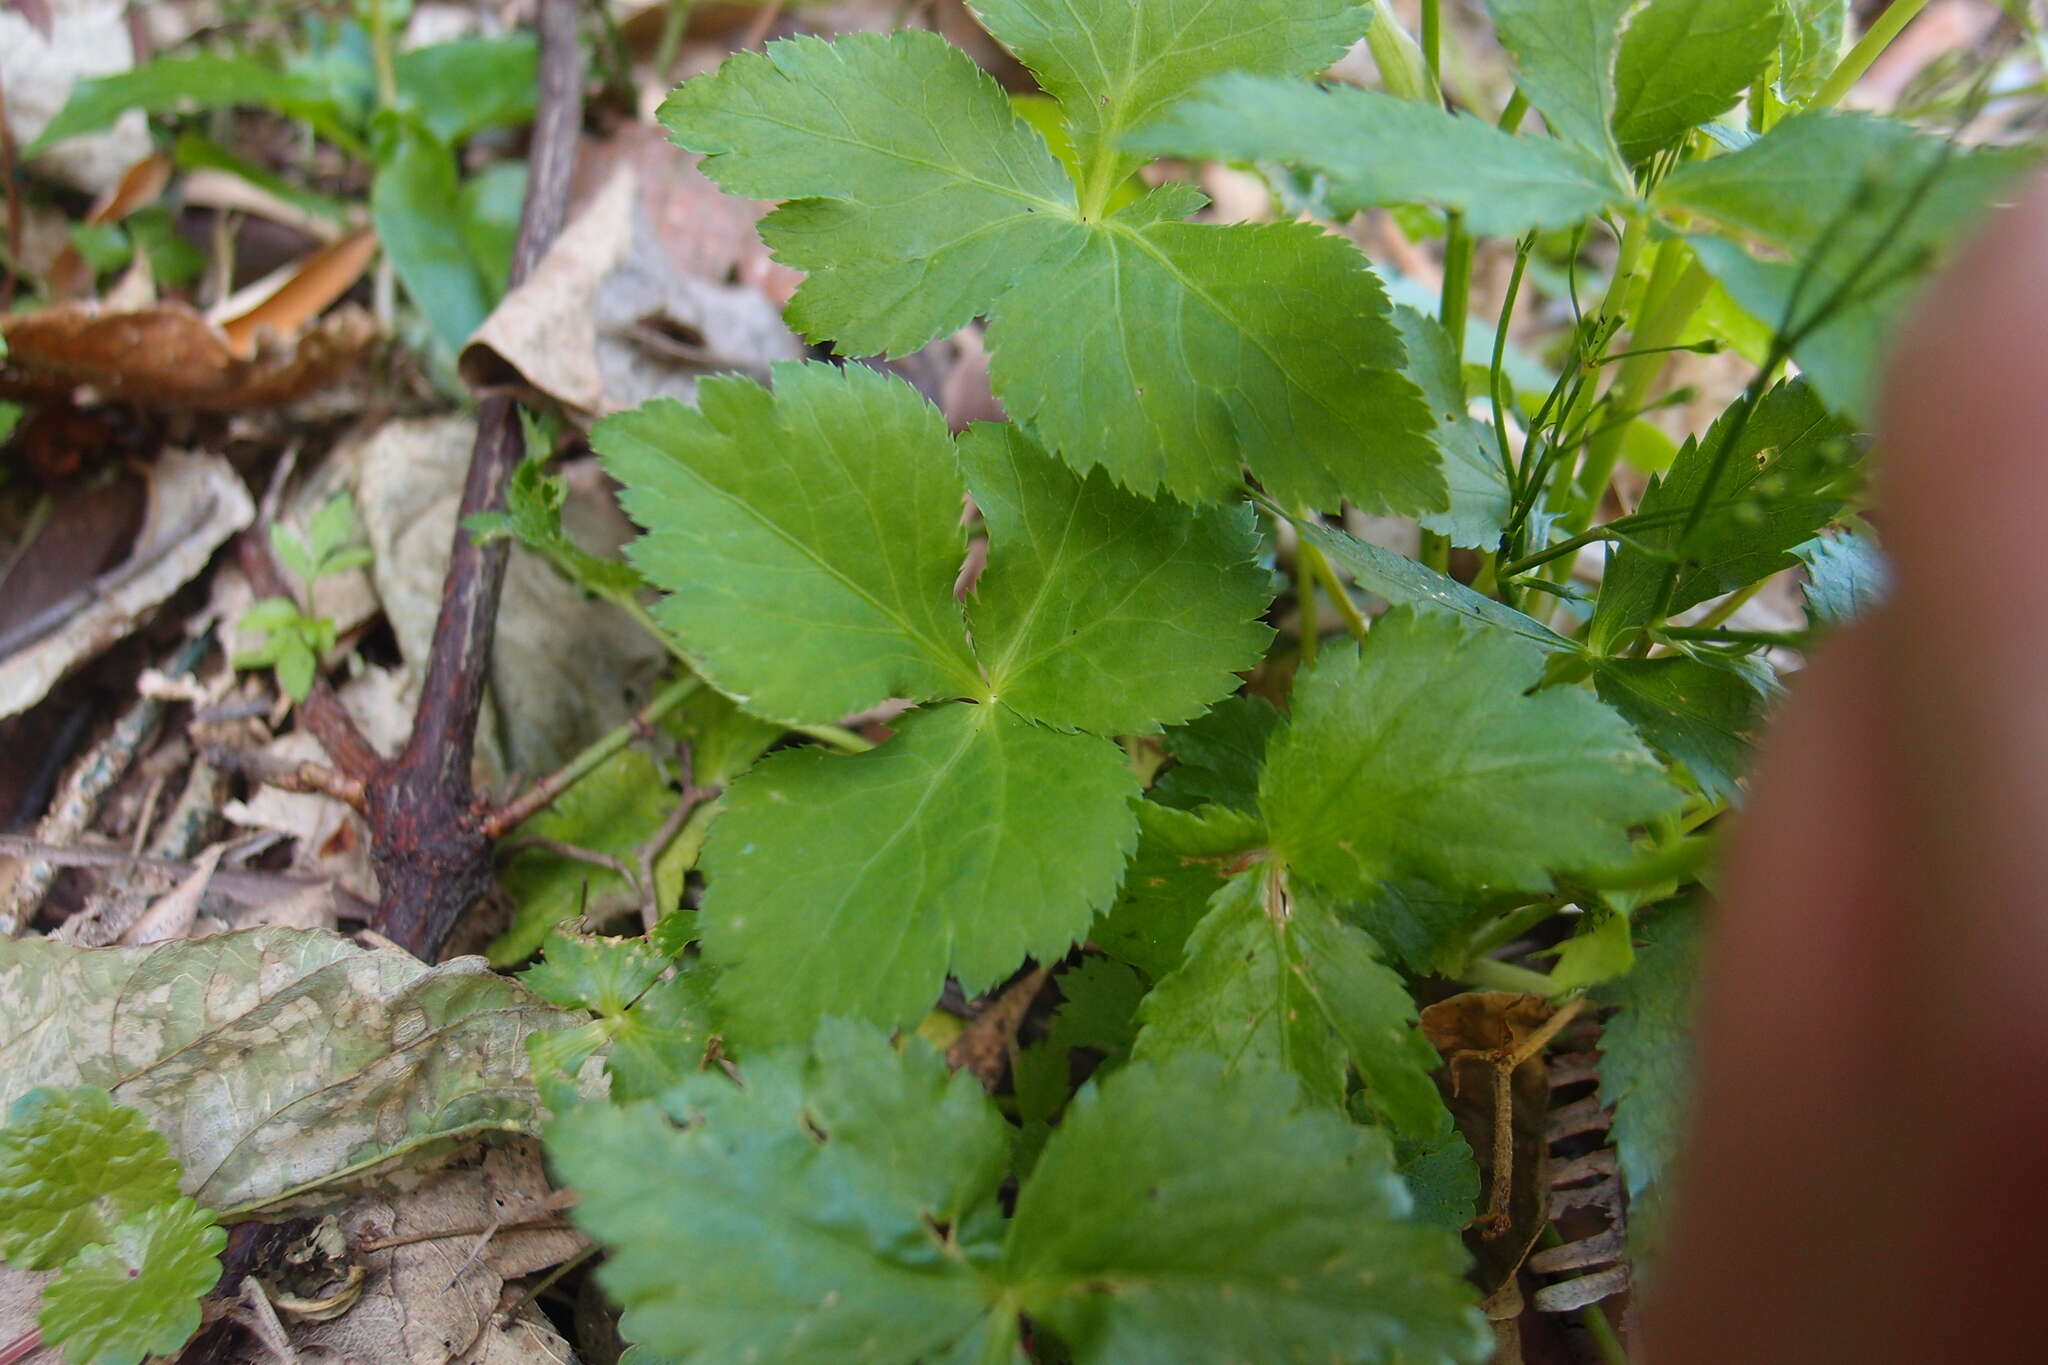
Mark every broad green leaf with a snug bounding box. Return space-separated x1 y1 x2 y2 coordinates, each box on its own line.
0 929 576 1216
1596 899 1704 1234
1131 75 1625 235
0 1088 183 1271
1773 0 1847 103
552 1023 1011 1365
524 936 716 1104
601 363 980 725
457 160 527 299
1612 0 1783 164
1135 870 1445 1136
1590 379 1860 646
961 424 1273 733
1397 307 1514 547
1150 694 1282 814
1796 526 1887 626
664 31 1078 357
1544 905 1636 991
491 748 686 966
986 205 1440 513
393 36 538 143
1262 610 1678 898
1006 1053 1489 1364
371 117 493 355
666 31 1438 512
1293 518 1576 651
37 1199 223 1365
1093 801 1265 981
975 0 1364 206
698 704 1138 1046
1485 0 1635 175
1595 654 1773 803
27 56 362 156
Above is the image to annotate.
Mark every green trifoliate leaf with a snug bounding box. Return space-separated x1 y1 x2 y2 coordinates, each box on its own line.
1796 526 1887 626
1135 869 1446 1136
1590 379 1860 646
1262 609 1679 898
665 30 1439 513
553 1023 1012 1365
1006 1052 1490 1364
37 1198 224 1365
1293 518 1575 651
699 704 1138 1046
1596 898 1705 1241
1595 654 1774 803
1131 75 1625 235
0 1088 183 1270
1611 0 1783 164
601 363 980 724
1397 307 1514 548
0 929 575 1217
1093 801 1265 981
1485 0 1635 175
976 0 1364 201
1150 694 1282 814
961 424 1272 734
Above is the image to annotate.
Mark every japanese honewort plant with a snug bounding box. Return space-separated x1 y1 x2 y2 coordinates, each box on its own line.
2 0 2036 1361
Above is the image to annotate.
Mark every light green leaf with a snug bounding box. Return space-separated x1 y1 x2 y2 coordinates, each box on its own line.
523 935 715 1103
1485 0 1635 174
371 117 493 355
665 31 1438 512
1293 518 1576 651
1612 0 1783 164
663 31 1077 358
1796 526 1886 626
28 56 362 156
1093 802 1265 982
393 36 538 144
1590 379 1860 646
1006 1052 1489 1365
987 207 1440 513
37 1199 224 1365
553 1023 1011 1365
491 748 685 966
1595 654 1773 803
1135 870 1445 1135
1131 75 1625 234
1397 307 1514 548
1150 695 1282 814
0 929 576 1216
1262 609 1679 899
1596 899 1704 1232
975 0 1364 205
0 1088 183 1271
698 704 1138 1045
1773 0 1847 103
457 160 527 299
1544 905 1636 991
962 424 1273 734
1687 233 1885 414
600 363 980 726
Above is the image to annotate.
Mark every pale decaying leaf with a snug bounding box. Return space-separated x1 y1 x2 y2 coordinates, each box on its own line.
348 417 668 776
286 1143 583 1365
0 450 255 719
459 163 799 420
0 927 578 1216
0 0 149 193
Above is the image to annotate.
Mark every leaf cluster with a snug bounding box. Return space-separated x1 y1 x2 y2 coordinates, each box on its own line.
233 492 372 700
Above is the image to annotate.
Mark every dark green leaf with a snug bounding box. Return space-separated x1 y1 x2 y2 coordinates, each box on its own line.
393 36 538 144
371 117 493 355
1612 0 1783 164
1093 801 1264 982
1595 654 1774 803
1485 0 1635 174
1293 519 1576 651
1596 899 1705 1238
29 56 362 156
1397 307 1515 548
1150 694 1282 814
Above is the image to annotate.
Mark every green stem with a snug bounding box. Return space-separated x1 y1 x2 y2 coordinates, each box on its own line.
487 676 701 835
1498 88 1529 131
1420 0 1442 92
1689 577 1768 631
1419 529 1451 574
652 0 696 80
368 0 399 109
1440 209 1473 358
1464 957 1554 994
1299 533 1369 640
1810 0 1933 111
1499 529 1618 578
1658 625 1808 647
1463 901 1560 966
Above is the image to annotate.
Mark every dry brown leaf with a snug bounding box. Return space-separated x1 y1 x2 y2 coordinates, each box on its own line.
0 449 255 719
46 150 174 297
460 162 797 421
0 301 377 409
218 231 380 358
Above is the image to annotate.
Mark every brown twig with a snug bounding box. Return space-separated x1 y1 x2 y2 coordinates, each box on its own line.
202 744 367 809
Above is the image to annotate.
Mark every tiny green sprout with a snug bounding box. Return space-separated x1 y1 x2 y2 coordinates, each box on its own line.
237 493 370 702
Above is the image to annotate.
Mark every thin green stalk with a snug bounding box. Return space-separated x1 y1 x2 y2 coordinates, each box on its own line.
1420 0 1442 92
367 0 399 109
487 675 701 835
1297 553 1321 666
1498 527 1619 578
1419 529 1451 574
1440 209 1473 358
653 0 696 80
1463 901 1560 966
1810 0 1934 111
1488 238 1535 490
1497 88 1529 131
1658 625 1808 647
1465 957 1554 995
1299 534 1369 640
1688 577 1768 631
